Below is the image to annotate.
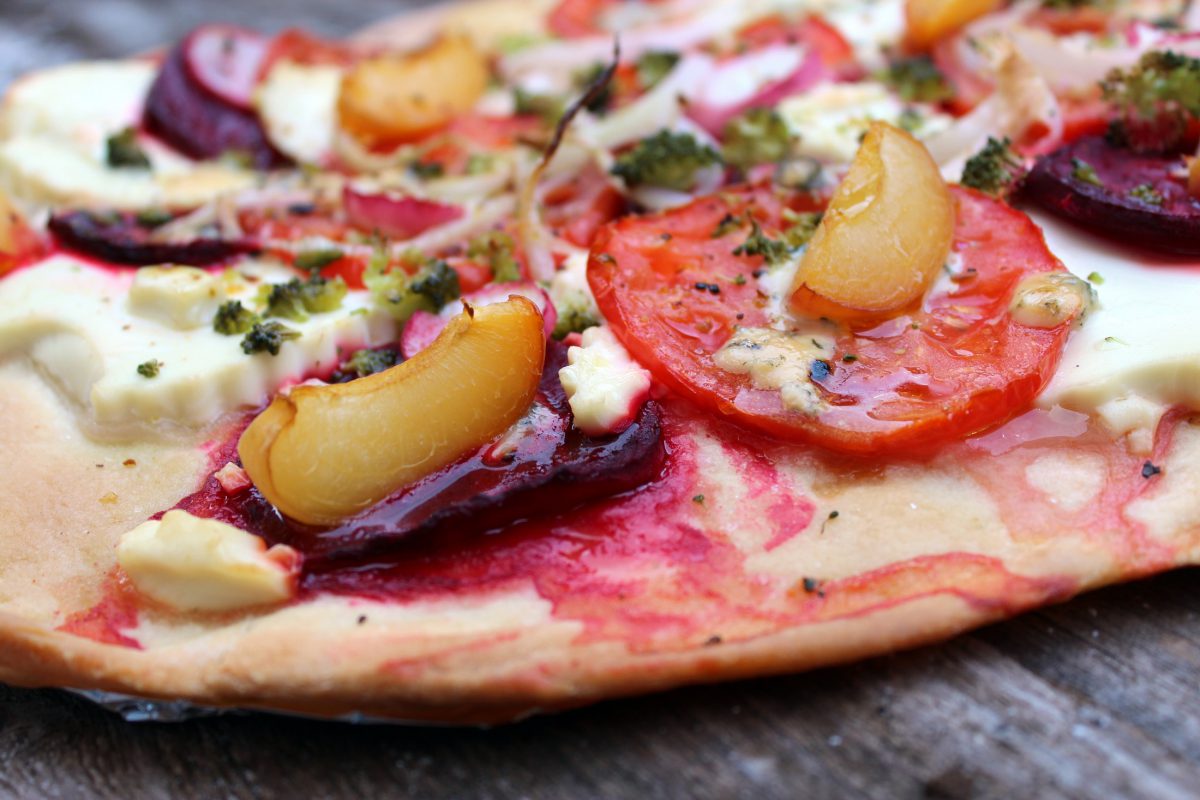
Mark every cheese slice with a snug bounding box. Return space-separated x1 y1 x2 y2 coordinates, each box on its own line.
0 255 397 432
1034 212 1200 445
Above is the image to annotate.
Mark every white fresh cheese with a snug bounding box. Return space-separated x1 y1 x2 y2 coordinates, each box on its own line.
698 43 806 109
0 59 254 210
255 60 343 166
1 60 154 149
117 509 299 612
821 0 906 71
128 266 226 330
0 255 397 431
713 327 834 415
548 249 601 331
559 326 652 435
777 82 953 164
1035 212 1200 447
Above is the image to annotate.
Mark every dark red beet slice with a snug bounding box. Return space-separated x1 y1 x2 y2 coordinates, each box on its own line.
171 343 665 562
1023 135 1200 255
143 27 289 170
48 211 254 266
184 24 269 110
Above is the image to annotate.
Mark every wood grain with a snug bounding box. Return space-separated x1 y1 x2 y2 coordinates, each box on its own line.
2 2 1199 797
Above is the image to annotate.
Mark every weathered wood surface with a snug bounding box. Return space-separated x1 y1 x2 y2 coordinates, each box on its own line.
3 2 1200 797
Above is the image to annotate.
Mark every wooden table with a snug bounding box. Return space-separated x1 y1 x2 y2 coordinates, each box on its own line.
4 2 1199 797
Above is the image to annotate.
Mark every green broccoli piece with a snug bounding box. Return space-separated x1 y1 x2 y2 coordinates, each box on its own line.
1102 50 1200 152
213 300 260 336
1129 183 1165 205
136 359 162 378
574 62 615 113
365 255 462 322
106 127 150 169
408 160 445 180
336 347 399 381
135 208 174 227
733 221 790 264
240 321 301 356
1071 157 1104 187
552 303 600 340
465 154 495 175
781 210 822 249
960 136 1025 197
293 248 344 273
878 55 952 103
611 130 723 191
467 231 522 283
636 51 680 89
261 276 349 321
722 108 795 170
514 87 565 124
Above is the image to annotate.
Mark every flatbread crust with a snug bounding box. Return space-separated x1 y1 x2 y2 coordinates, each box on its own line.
1 0 1199 723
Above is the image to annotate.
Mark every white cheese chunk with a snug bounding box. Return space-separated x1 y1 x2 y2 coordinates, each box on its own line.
1 60 154 151
0 255 397 431
128 266 225 330
777 82 952 164
1035 212 1200 444
713 327 835 415
559 326 651 435
117 509 299 612
255 60 343 166
548 249 602 332
821 0 906 72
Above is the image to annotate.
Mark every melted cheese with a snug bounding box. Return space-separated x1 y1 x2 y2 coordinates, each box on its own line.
255 60 342 166
559 326 651 435
0 60 253 210
713 327 835 415
0 255 396 432
777 82 952 163
1035 213 1200 444
117 509 298 612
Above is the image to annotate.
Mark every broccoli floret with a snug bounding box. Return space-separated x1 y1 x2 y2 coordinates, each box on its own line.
878 56 952 103
552 304 601 339
213 300 260 335
240 321 300 356
514 87 565 124
960 137 1025 197
1129 183 1165 205
136 359 162 378
574 62 615 113
261 276 348 321
1102 50 1200 152
467 231 522 283
1071 157 1104 187
293 248 344 273
365 254 462 322
722 108 795 170
733 221 790 264
135 207 174 227
731 215 821 265
333 347 400 381
106 127 150 169
408 160 445 180
611 130 723 191
636 51 680 89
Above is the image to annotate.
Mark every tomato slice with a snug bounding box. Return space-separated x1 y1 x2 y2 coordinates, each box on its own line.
589 187 1076 455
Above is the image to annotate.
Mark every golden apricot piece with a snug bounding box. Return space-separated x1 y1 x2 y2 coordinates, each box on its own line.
789 121 954 323
337 34 489 150
905 0 1002 50
239 297 545 526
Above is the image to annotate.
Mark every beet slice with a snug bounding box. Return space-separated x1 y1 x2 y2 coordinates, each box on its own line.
48 211 254 266
143 27 289 170
174 343 664 562
1023 135 1200 255
184 24 269 110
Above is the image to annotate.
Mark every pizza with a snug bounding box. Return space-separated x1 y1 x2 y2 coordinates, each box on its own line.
2 0 1200 723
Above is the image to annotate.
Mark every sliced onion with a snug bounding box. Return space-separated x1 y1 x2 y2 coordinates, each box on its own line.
628 161 725 211
184 24 269 109
396 194 517 257
343 185 464 239
686 45 825 136
925 37 1062 176
401 282 556 358
500 1 743 78
590 53 715 150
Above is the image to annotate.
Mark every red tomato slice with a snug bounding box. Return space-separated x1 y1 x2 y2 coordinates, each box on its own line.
737 14 859 75
543 167 628 248
589 187 1076 455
